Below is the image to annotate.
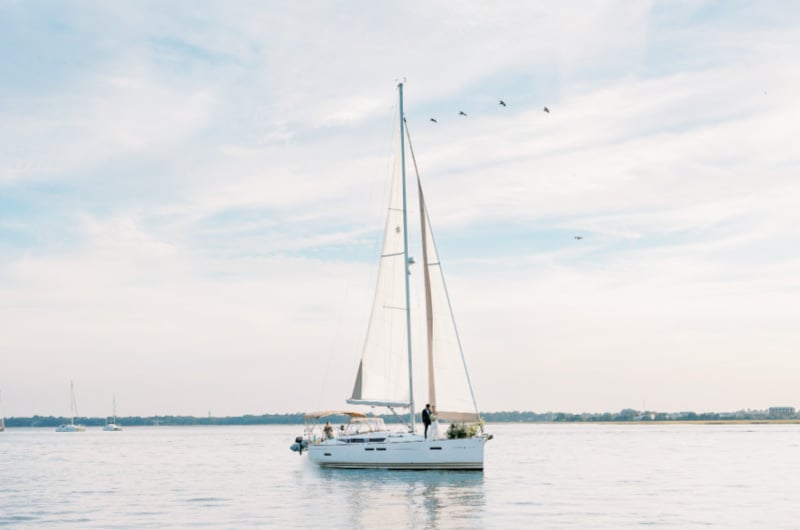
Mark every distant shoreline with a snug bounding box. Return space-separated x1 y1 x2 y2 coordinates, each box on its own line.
608 419 800 425
3 420 799 428
3 414 799 428
502 419 800 425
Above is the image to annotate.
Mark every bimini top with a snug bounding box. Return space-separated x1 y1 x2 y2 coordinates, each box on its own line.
303 410 369 420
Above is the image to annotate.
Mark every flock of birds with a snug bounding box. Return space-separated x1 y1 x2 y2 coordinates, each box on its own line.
427 99 579 241
428 100 550 124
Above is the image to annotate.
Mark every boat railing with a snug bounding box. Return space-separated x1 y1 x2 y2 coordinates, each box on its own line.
303 416 390 444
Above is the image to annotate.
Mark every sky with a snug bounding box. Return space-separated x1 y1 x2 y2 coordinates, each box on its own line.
1 1 799 418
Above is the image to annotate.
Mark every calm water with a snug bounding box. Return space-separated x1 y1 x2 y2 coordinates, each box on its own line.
1 423 799 529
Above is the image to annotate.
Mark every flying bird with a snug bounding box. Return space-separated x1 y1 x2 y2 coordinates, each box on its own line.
459 111 467 116
499 100 506 107
574 236 583 240
543 106 550 113
430 118 438 123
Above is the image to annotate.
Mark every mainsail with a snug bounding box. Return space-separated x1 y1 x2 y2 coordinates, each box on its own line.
348 138 411 409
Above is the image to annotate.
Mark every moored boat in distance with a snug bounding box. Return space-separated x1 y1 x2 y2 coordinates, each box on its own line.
103 394 123 431
56 381 86 432
56 423 86 433
291 83 491 470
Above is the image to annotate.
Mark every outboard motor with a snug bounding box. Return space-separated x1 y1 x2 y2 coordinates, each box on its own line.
290 435 308 455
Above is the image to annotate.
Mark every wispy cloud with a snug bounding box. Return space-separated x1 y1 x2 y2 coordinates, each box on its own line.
1 1 799 415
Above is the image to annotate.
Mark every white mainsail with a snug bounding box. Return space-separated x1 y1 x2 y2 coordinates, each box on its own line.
348 138 411 409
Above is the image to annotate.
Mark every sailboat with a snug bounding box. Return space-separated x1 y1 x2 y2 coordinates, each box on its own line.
55 381 86 432
0 390 5 432
103 394 123 431
291 83 491 470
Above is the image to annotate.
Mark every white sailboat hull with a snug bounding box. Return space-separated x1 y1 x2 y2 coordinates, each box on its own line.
308 434 487 470
56 424 86 432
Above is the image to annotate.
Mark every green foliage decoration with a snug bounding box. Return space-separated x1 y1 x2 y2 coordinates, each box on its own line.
446 421 481 439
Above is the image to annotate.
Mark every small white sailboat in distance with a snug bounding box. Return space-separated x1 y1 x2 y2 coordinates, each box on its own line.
103 394 123 431
291 83 491 469
56 381 86 432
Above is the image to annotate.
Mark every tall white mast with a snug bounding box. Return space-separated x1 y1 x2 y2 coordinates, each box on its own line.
398 82 416 431
69 380 78 425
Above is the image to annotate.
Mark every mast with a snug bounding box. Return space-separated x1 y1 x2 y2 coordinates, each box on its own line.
69 380 76 425
398 82 416 431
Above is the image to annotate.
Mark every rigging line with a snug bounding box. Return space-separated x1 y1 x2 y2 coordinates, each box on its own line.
316 273 351 409
404 117 435 412
425 205 481 417
318 105 398 410
404 118 481 418
388 406 412 430
402 117 423 186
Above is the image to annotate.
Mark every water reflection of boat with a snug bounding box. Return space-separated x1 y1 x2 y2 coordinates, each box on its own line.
315 468 486 528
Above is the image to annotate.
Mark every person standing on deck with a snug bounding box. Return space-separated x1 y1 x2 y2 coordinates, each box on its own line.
422 404 433 439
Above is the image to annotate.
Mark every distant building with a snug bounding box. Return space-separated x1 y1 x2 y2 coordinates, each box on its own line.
768 407 796 418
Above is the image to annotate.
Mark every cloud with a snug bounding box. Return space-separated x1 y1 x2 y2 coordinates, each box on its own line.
1 1 799 415
0 68 214 185
0 213 378 415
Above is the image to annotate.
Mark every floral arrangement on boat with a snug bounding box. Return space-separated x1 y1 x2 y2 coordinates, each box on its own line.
446 420 484 439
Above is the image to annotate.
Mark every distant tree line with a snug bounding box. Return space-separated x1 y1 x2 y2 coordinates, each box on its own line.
4 413 305 428
4 408 796 427
480 408 798 422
